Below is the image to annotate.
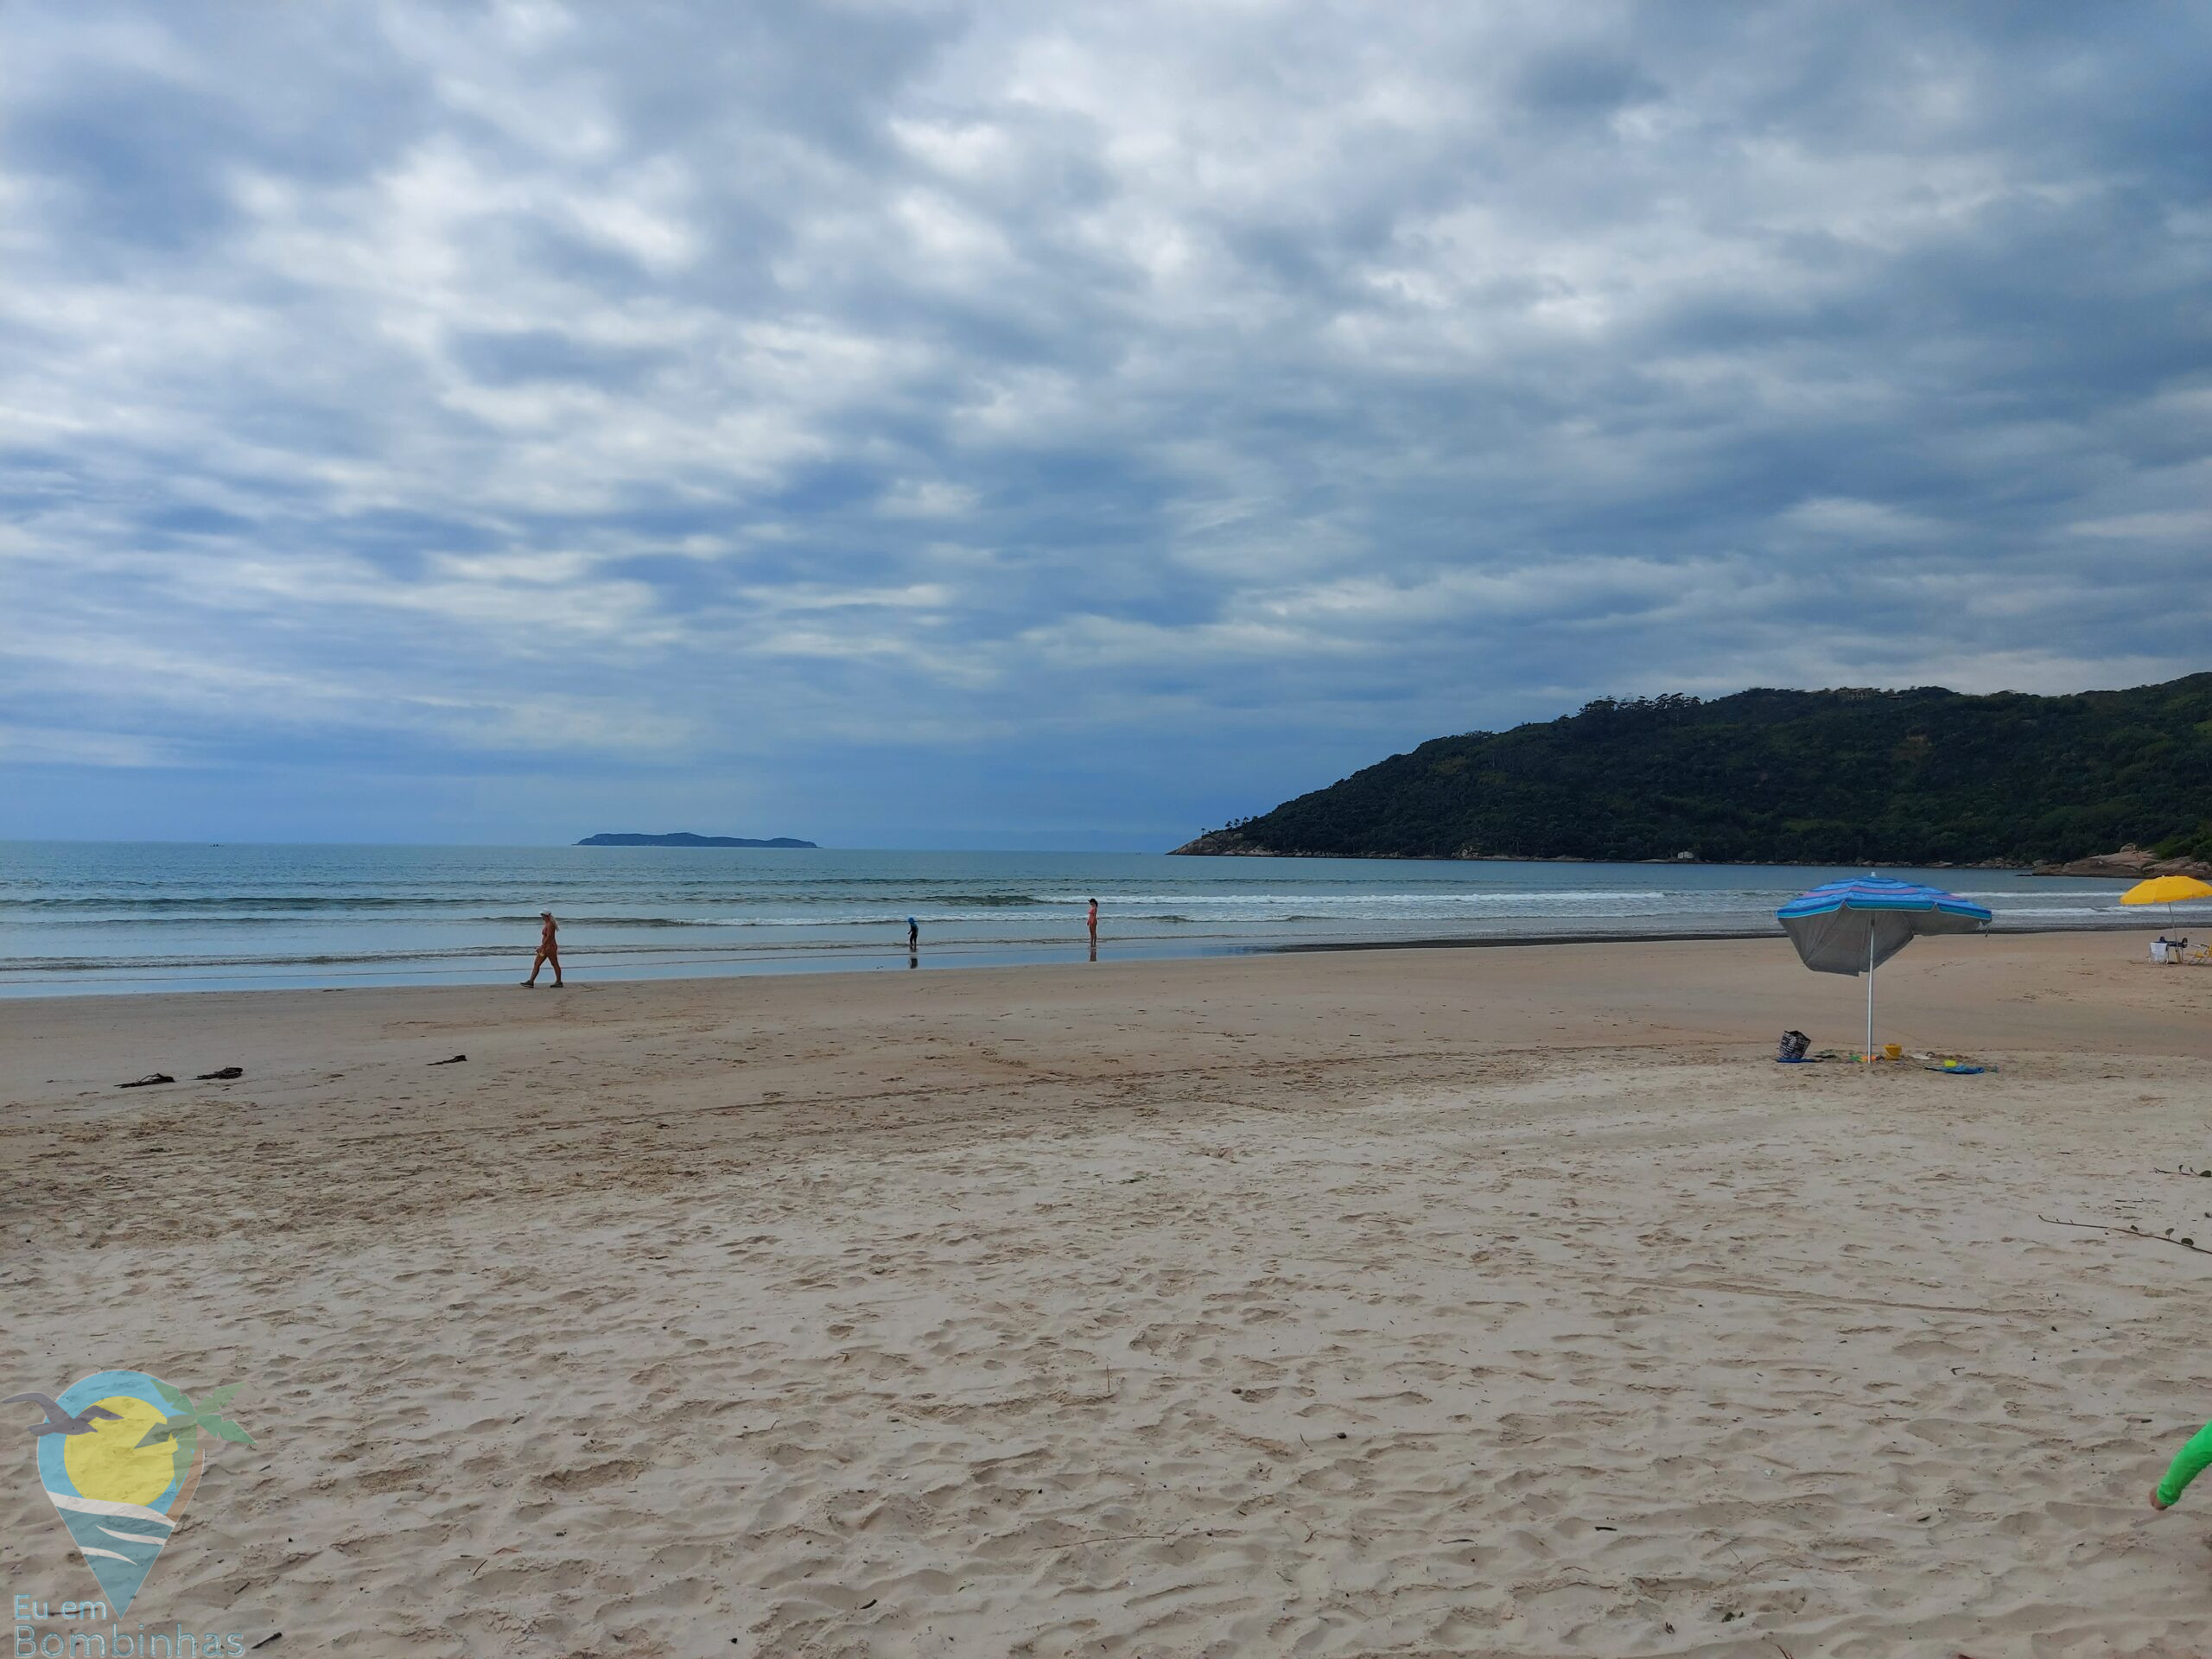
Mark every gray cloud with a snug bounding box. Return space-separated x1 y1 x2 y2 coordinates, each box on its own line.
2 0 2208 844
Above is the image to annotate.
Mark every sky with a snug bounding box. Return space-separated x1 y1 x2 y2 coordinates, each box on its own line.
3 2 2209 849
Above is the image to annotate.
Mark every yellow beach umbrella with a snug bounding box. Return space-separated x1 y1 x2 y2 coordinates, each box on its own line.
2120 875 2212 907
2121 874 2212 937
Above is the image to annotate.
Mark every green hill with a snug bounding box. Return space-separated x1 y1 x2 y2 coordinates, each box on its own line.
1173 676 2212 867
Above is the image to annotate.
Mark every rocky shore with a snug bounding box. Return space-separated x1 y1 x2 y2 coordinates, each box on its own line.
2030 844 2212 880
1173 831 2210 880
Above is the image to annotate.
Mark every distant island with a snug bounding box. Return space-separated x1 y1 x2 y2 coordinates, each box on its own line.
577 832 818 849
1173 674 2212 873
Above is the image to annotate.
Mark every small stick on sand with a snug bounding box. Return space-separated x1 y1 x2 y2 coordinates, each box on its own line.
2037 1216 2212 1256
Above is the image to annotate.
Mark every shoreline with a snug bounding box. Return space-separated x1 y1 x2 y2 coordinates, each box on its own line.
8 845 2175 1002
1273 915 2163 954
10 927 2212 1096
0 912 2177 1001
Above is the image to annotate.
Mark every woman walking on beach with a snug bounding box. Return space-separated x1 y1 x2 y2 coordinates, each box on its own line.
524 910 564 988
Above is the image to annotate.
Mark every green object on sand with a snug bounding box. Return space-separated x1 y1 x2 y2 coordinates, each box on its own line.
2158 1419 2212 1506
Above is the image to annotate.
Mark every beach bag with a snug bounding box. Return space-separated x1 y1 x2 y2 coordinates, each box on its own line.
1777 1029 1810 1063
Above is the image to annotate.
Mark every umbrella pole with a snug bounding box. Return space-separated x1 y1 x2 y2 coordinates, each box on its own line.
1866 929 1875 1064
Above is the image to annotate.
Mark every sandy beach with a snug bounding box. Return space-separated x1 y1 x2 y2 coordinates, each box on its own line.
5 933 2212 1656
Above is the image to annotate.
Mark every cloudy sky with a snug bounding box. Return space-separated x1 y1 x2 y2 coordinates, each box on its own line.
3 3 2208 848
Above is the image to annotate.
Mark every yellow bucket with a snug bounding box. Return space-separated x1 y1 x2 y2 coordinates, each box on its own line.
1883 1042 1902 1061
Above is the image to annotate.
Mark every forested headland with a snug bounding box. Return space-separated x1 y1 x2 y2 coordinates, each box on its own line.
1173 677 2212 868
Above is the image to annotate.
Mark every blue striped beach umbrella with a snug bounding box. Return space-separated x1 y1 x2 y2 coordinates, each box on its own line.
1777 876 1993 1061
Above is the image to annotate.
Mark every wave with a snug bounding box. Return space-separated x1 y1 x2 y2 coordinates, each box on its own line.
31 885 2140 924
480 913 723 928
0 893 499 911
1071 898 1663 911
1950 890 2131 900
5 893 2137 940
0 944 534 972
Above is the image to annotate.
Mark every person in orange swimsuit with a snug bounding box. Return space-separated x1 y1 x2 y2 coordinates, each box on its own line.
524 910 564 988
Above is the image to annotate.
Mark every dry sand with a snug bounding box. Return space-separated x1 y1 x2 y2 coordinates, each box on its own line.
5 933 2212 1656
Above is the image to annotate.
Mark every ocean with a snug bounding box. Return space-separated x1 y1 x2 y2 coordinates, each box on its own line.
0 842 2172 998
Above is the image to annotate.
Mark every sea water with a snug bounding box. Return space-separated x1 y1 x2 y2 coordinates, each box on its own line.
0 842 2164 996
